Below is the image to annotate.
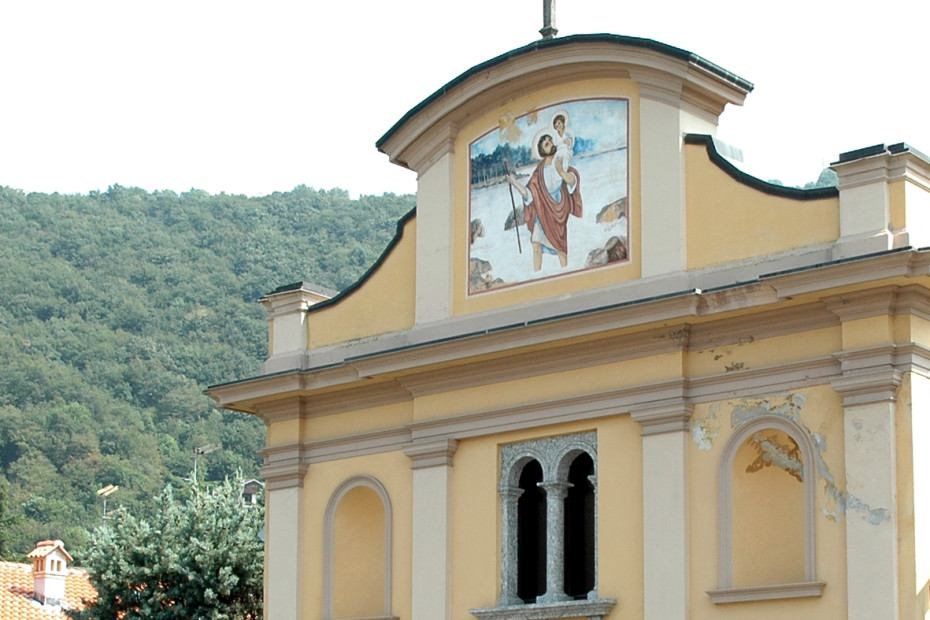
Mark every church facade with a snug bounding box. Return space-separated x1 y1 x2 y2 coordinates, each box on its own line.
209 34 930 620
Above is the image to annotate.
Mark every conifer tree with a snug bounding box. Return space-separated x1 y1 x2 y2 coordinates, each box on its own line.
70 475 263 619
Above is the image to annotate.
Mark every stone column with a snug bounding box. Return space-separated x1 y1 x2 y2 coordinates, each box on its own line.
537 481 572 604
587 474 599 600
831 350 901 620
404 439 458 620
631 400 692 620
497 486 524 606
259 444 308 620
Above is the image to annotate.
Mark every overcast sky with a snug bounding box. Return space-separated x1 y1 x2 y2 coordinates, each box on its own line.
3 0 929 198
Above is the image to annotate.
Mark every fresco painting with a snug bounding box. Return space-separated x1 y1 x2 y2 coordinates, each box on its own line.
468 98 629 295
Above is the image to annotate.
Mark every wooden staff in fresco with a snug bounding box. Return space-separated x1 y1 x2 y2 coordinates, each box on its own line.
503 156 523 254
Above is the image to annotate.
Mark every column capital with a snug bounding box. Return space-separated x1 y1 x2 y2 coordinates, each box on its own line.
259 443 308 490
404 438 459 469
537 480 572 499
831 347 902 406
630 400 693 435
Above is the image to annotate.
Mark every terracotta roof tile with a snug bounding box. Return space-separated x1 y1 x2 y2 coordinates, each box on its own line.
0 561 96 620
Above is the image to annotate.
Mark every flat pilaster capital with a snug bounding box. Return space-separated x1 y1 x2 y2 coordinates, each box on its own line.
403 438 459 469
260 442 309 490
831 347 902 405
629 399 693 435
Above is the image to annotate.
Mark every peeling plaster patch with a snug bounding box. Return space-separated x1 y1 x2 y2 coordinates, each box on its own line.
821 508 840 522
845 494 891 525
724 361 745 372
498 112 523 143
730 392 806 428
851 418 864 442
690 404 720 451
746 431 803 481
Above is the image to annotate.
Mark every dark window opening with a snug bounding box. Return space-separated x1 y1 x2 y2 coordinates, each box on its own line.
564 452 595 599
517 459 546 603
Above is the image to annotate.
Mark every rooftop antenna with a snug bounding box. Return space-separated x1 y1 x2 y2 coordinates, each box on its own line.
540 0 558 39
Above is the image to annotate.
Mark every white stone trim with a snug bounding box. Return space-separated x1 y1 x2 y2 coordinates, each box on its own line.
470 598 616 620
707 581 826 604
322 475 394 620
714 415 820 597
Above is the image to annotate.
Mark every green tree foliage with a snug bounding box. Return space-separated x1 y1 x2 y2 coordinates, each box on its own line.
68 475 263 620
0 184 414 557
767 167 838 190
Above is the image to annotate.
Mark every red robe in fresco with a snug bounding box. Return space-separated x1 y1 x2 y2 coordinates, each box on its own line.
523 159 583 256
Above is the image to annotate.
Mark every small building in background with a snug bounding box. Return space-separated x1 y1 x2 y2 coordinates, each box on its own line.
0 539 95 619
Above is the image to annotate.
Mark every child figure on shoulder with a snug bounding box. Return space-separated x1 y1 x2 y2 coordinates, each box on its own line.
551 111 574 172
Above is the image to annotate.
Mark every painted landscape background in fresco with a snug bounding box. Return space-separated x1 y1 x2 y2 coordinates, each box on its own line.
468 98 629 295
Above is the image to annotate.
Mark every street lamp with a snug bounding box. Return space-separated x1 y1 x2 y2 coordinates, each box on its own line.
96 485 119 523
192 443 220 485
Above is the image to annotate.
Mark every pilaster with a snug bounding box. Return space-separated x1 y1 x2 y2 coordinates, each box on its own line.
634 72 687 278
630 400 692 620
404 439 459 620
258 451 308 620
831 349 901 620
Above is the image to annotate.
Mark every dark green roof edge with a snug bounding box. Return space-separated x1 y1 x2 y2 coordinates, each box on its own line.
376 34 754 151
305 207 417 314
684 134 839 200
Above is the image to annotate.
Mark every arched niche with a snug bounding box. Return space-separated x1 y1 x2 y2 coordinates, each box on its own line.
710 414 825 604
322 475 394 620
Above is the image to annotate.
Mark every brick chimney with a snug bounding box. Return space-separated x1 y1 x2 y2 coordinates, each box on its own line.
27 539 72 607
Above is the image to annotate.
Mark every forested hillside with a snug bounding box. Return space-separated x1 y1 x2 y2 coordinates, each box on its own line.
0 184 415 558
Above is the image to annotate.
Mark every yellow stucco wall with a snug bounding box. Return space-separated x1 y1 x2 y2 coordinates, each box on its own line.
685 145 839 270
306 215 417 348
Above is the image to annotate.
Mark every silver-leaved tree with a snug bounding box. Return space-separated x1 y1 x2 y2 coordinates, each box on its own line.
69 475 263 619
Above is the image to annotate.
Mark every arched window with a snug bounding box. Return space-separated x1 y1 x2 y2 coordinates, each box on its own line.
517 459 546 602
564 452 595 599
484 431 614 619
709 415 825 604
322 475 394 620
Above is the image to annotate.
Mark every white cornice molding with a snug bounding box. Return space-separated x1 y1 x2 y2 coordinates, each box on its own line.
264 349 930 466
382 41 748 170
834 148 930 193
770 250 921 299
209 250 930 415
823 286 899 321
304 427 411 465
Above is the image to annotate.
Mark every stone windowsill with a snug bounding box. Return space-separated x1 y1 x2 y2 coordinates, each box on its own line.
707 581 826 604
470 598 616 619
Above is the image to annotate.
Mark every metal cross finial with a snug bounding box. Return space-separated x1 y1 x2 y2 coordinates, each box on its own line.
540 0 557 39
